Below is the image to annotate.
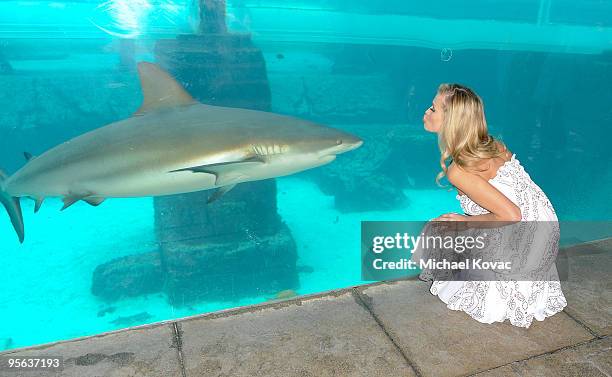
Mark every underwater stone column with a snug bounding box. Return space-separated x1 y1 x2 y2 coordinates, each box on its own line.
152 23 298 306
199 0 227 34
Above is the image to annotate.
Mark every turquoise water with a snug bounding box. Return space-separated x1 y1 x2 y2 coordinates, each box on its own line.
0 0 611 351
0 179 459 350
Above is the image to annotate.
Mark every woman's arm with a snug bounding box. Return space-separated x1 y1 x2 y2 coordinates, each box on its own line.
440 164 522 222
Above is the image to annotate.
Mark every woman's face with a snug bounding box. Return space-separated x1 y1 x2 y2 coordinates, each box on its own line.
423 94 444 133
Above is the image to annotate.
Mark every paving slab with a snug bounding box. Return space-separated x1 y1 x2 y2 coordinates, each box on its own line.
474 336 611 377
360 280 594 377
470 367 518 377
561 239 612 336
0 324 181 377
179 292 416 377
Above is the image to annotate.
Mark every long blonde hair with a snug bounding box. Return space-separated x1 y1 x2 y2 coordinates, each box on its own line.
435 83 507 185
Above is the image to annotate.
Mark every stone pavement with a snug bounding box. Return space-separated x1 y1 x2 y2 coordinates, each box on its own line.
1 239 610 377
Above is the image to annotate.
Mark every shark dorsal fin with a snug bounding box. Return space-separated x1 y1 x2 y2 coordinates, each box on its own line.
134 62 197 115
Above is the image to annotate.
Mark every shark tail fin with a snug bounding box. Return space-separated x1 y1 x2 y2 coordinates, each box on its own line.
0 170 24 243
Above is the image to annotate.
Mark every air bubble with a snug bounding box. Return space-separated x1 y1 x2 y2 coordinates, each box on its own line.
440 48 453 62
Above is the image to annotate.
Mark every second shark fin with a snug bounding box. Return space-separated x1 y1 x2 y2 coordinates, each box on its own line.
62 194 105 210
24 152 36 162
34 197 44 213
207 184 237 204
83 197 106 207
61 196 81 211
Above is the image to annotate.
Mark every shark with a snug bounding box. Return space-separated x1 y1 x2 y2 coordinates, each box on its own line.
0 62 363 243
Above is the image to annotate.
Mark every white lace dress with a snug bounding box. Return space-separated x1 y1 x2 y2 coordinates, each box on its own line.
427 154 568 328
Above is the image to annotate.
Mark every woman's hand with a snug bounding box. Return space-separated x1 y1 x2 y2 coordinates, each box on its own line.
431 212 468 221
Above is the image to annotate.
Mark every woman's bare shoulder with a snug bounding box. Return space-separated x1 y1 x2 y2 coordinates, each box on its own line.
447 161 471 183
449 142 512 196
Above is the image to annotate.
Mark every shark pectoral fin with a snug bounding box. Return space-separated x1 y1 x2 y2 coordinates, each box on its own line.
210 172 248 186
186 166 248 186
134 62 198 116
170 156 265 186
207 184 237 204
83 197 106 207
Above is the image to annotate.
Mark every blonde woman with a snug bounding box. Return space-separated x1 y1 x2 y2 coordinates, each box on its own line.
419 83 567 328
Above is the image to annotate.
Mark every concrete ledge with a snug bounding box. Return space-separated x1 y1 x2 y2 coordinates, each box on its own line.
1 238 609 377
560 238 612 337
474 336 611 377
179 292 416 377
0 324 181 377
359 280 592 377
